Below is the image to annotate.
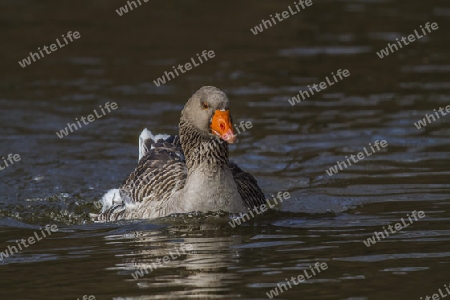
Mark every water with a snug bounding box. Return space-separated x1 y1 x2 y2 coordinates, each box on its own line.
1 0 450 299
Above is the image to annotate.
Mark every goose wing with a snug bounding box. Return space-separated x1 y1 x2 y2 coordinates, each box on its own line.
229 162 265 208
120 133 187 205
97 129 187 221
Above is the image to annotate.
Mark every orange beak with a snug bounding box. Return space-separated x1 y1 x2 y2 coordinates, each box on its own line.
210 110 237 144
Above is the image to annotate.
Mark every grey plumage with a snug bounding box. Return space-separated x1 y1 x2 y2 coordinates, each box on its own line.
96 86 265 222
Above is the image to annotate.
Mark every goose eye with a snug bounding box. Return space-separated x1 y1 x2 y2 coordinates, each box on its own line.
202 102 209 109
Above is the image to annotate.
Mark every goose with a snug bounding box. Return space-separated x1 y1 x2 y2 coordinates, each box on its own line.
95 86 265 222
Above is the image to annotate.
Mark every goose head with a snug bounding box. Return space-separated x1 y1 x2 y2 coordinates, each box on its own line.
181 86 237 143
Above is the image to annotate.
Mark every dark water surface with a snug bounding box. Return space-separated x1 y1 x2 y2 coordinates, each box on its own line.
1 0 450 299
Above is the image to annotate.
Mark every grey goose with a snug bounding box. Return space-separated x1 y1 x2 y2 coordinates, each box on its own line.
94 86 265 222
